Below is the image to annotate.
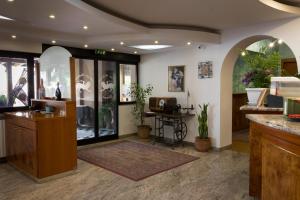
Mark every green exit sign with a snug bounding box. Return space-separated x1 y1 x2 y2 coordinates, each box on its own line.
95 49 106 55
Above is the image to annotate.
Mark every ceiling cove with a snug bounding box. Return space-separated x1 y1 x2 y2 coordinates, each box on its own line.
80 0 220 34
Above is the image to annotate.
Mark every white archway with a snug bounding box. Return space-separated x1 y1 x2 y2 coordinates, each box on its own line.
219 35 277 147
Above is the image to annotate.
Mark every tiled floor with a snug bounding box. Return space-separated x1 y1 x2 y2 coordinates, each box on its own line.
0 138 253 200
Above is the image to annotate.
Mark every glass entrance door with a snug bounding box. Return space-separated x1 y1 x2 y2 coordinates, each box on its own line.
75 59 118 144
75 59 95 141
98 61 117 137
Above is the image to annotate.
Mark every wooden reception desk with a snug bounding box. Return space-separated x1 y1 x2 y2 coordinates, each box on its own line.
5 99 77 181
247 114 300 200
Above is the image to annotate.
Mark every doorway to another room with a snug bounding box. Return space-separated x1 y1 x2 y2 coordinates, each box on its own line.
231 38 298 153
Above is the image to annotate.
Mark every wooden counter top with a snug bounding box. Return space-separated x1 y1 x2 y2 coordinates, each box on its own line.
5 111 66 121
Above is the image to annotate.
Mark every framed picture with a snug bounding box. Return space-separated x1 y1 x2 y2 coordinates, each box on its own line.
168 65 185 92
198 61 213 79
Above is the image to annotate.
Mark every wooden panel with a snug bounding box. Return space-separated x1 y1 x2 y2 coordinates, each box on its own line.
282 58 298 76
262 139 300 200
232 93 249 131
5 121 37 176
249 122 262 198
37 118 77 178
70 57 76 101
249 121 300 200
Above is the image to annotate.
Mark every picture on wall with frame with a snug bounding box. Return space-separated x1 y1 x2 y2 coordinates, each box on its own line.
168 65 185 92
198 61 213 79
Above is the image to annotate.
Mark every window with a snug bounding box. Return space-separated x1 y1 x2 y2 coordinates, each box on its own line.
0 57 28 108
119 64 137 103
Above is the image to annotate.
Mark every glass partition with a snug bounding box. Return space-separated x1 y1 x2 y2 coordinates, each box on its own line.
0 57 28 107
98 61 117 137
119 64 137 102
39 46 72 99
75 59 95 140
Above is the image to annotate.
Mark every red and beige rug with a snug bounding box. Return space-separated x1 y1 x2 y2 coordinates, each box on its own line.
78 140 198 181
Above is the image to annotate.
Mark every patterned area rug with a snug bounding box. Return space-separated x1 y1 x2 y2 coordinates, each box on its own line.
78 140 198 181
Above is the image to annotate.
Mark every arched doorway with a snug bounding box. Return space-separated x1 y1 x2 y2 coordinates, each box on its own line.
220 35 298 150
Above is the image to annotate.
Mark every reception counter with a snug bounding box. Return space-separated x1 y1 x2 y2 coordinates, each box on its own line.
5 100 77 182
247 114 300 200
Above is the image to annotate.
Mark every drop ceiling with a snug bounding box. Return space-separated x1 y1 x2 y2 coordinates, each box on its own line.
0 0 297 54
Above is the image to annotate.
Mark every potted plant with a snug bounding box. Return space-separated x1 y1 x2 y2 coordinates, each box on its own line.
241 46 281 105
195 103 211 152
130 84 153 139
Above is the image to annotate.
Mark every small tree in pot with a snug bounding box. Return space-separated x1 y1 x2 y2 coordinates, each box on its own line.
195 103 211 152
130 84 153 138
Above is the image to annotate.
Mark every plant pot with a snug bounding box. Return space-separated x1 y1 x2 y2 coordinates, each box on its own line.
195 137 211 152
245 88 266 106
137 125 151 139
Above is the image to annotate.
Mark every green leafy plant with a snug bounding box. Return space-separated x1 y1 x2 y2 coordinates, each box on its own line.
197 104 209 139
130 84 153 125
0 95 7 107
241 46 281 88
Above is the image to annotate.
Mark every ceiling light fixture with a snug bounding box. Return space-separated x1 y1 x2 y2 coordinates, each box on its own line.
11 35 16 39
84 44 88 48
0 15 13 20
154 40 159 44
187 42 192 45
131 45 172 50
120 41 124 45
7 0 14 2
49 14 55 19
278 39 283 44
111 48 115 51
83 25 88 30
52 40 56 44
134 51 138 54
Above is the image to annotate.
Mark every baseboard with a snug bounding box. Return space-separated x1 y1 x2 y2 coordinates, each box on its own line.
213 144 232 152
119 133 137 139
0 157 7 163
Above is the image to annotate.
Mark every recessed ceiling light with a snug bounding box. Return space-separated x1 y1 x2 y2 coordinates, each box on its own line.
134 51 138 54
51 40 56 44
84 44 88 48
111 48 115 51
49 14 55 19
120 41 124 45
278 39 283 44
131 45 172 50
7 0 14 2
0 15 13 20
187 42 192 45
83 25 88 30
154 40 159 44
11 35 16 39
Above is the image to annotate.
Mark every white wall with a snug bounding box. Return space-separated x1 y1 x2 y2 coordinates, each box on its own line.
140 46 221 146
140 17 300 148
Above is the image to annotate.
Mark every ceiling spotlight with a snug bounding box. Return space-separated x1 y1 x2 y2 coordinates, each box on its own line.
84 44 88 48
269 42 275 48
154 40 159 44
83 25 88 30
187 42 192 45
278 39 283 44
134 51 138 54
11 35 16 39
120 41 124 45
51 40 56 44
111 48 115 51
49 14 55 19
241 51 246 56
7 0 14 2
